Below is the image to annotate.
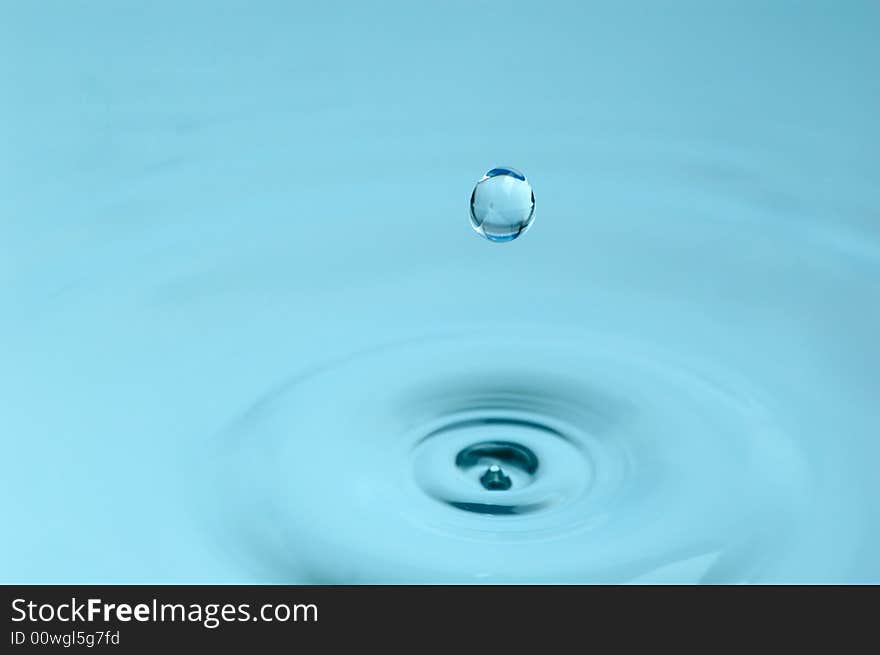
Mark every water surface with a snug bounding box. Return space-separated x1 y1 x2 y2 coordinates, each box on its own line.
1 1 878 583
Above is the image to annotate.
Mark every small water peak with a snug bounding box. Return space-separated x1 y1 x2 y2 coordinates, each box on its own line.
455 440 540 492
480 464 512 491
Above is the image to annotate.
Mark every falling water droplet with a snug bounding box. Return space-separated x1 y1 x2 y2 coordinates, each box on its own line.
469 167 535 242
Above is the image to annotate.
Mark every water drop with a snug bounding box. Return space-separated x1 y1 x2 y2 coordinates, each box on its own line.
469 167 535 242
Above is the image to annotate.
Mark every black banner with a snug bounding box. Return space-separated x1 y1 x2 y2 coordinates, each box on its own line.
1 585 874 651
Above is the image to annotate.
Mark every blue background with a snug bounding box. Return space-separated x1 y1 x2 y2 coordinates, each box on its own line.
1 1 878 582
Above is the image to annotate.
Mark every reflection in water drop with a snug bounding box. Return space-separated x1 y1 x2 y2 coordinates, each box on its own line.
469 167 536 242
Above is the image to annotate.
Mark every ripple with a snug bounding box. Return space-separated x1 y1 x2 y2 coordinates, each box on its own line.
207 332 809 583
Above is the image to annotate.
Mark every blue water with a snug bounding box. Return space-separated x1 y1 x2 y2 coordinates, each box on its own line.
1 1 878 583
